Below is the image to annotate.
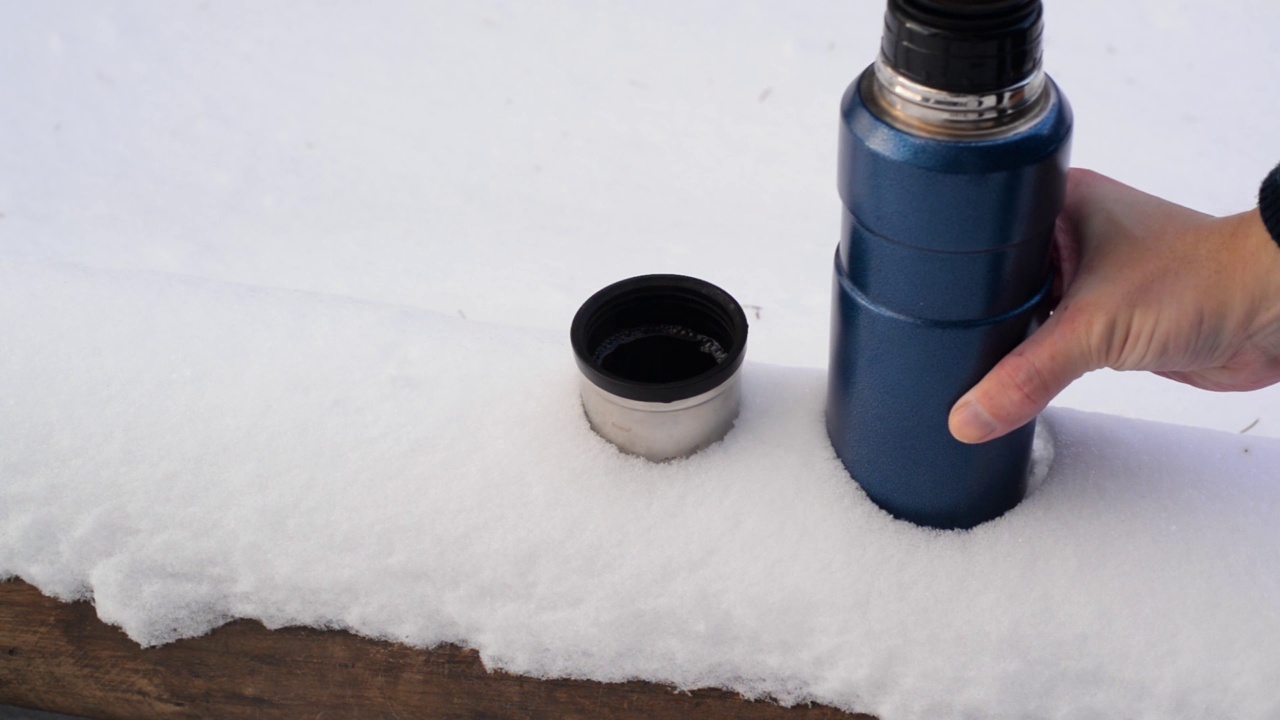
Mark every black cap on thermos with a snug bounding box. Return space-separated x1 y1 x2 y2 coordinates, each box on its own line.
881 0 1044 93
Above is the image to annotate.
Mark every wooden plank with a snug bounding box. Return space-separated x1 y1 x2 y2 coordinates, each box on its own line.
0 580 873 720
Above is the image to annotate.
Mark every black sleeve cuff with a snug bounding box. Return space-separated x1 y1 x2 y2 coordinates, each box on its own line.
1261 162 1280 247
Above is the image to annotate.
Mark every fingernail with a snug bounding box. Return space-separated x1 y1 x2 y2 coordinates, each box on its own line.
950 398 999 444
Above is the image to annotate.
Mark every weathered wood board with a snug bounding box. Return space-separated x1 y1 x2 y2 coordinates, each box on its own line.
0 580 871 720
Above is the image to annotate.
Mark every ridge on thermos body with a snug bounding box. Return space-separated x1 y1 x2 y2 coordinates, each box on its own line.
826 0 1072 529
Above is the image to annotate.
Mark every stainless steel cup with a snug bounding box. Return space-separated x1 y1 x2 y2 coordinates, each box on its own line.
571 275 749 461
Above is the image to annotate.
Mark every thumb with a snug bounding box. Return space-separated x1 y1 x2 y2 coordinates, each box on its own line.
948 310 1098 444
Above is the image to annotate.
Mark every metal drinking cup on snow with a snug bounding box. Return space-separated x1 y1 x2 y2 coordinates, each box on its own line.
572 275 748 462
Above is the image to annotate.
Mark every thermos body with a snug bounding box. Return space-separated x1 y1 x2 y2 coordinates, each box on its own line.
826 65 1072 529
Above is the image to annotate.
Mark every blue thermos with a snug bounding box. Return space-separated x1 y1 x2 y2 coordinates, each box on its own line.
826 0 1072 529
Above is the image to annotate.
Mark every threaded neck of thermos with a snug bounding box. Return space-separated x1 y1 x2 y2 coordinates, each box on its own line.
881 0 1044 94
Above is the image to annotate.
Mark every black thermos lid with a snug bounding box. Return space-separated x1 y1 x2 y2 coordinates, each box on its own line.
881 0 1044 94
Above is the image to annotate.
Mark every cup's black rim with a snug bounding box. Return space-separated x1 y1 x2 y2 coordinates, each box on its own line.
570 274 749 403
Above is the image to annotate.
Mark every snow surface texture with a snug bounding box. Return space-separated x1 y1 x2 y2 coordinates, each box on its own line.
3 260 1279 720
2 1 1280 718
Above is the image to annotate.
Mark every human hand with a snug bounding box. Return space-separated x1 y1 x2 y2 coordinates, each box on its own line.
949 168 1280 444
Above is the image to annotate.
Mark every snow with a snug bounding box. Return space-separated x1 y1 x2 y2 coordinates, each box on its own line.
2 1 1279 718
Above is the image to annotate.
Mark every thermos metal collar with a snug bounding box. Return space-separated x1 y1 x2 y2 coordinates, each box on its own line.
867 56 1052 140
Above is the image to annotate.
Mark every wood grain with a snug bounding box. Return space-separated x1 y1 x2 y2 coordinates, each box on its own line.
0 580 873 720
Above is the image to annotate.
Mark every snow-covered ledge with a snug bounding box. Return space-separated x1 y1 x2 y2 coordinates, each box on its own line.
3 259 1277 719
5 3 1280 716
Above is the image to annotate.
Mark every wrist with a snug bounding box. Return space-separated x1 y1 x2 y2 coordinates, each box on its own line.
1238 208 1280 357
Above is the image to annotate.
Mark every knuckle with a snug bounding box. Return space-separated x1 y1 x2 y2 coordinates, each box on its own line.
1001 352 1053 414
1055 302 1108 369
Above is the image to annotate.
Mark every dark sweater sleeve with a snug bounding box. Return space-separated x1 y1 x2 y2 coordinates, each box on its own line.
1261 161 1280 246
